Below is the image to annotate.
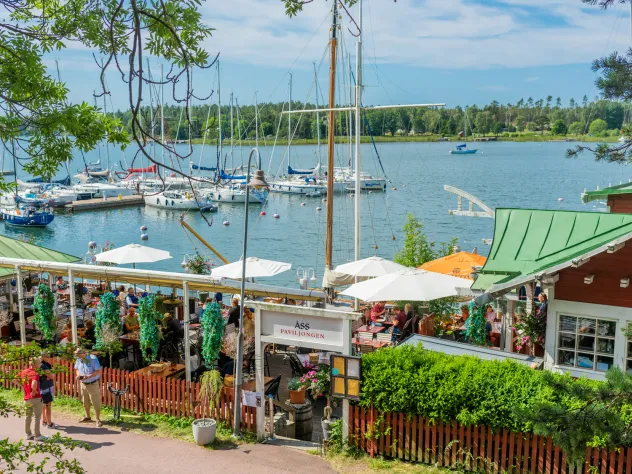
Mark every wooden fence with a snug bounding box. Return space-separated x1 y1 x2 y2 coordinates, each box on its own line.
2 359 256 432
349 405 631 474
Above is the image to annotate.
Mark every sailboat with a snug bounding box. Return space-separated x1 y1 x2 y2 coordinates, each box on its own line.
450 108 477 155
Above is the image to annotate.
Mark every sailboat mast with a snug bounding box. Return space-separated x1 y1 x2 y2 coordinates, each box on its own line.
288 73 292 169
354 0 363 299
103 94 111 175
161 64 165 166
464 107 467 143
325 1 338 274
313 63 321 169
348 53 353 168
255 92 259 150
230 92 234 170
217 60 222 173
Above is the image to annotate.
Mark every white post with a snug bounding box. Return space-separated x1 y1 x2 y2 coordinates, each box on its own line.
183 280 191 382
16 266 25 345
254 307 265 441
68 269 77 346
9 277 14 314
504 299 515 353
342 319 352 441
353 0 363 311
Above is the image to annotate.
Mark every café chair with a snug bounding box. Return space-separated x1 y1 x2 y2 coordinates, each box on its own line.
359 344 375 354
357 331 373 343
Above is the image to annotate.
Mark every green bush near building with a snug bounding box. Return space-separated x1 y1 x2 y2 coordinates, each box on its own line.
359 344 596 433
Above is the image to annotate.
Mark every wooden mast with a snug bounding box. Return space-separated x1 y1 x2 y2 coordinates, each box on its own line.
325 1 338 284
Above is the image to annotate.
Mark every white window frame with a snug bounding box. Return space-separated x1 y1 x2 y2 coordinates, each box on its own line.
556 314 616 372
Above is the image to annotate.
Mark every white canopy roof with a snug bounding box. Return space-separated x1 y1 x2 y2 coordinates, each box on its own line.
94 243 172 266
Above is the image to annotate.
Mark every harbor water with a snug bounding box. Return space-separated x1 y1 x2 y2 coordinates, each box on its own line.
4 141 627 288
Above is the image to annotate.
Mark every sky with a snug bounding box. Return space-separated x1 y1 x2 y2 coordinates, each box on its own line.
51 0 632 111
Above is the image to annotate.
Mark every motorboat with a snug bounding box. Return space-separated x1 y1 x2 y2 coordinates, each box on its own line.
145 190 217 211
206 184 268 204
73 181 135 199
2 205 54 227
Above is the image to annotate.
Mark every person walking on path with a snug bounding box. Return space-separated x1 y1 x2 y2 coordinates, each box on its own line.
74 347 103 427
40 358 58 429
18 357 46 441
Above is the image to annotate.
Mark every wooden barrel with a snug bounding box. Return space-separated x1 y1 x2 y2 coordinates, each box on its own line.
293 400 313 442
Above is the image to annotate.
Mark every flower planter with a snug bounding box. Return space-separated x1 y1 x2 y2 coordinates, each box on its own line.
192 418 217 445
289 389 306 405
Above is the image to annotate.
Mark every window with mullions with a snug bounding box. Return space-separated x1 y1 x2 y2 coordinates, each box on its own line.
557 315 616 371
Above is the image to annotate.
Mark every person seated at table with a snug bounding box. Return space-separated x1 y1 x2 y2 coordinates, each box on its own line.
370 301 386 326
392 305 407 335
162 313 183 346
124 307 140 333
401 303 419 337
60 326 73 346
55 276 67 291
486 305 496 323
227 297 241 328
82 320 96 349
116 285 128 316
125 287 140 310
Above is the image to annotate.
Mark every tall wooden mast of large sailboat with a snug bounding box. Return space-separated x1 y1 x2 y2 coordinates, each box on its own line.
324 1 339 297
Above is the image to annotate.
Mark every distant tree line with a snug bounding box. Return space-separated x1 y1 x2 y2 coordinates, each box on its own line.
112 95 629 142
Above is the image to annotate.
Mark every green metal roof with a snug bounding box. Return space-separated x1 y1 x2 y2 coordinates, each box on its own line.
0 236 80 278
582 182 632 204
472 208 632 291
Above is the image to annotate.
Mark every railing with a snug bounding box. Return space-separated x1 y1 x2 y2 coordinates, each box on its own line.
349 405 631 473
2 359 256 432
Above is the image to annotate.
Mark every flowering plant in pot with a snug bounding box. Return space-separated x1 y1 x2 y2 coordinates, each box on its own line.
287 377 306 404
298 364 331 399
192 370 223 445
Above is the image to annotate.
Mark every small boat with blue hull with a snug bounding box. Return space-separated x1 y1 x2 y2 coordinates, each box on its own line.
2 206 54 227
449 143 477 155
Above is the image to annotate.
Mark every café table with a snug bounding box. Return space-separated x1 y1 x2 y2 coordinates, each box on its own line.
356 325 386 334
134 363 186 380
241 376 274 392
352 338 391 348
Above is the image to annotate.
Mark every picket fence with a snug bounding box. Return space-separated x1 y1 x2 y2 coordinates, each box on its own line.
3 359 256 431
349 405 631 474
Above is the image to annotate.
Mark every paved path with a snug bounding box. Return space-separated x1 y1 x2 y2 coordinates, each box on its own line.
3 414 335 474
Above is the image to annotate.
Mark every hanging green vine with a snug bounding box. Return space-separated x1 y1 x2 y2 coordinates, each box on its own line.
33 284 55 341
465 300 487 346
201 301 225 367
138 295 161 362
94 292 121 349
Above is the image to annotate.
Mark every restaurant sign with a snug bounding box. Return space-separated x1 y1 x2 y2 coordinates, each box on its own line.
260 310 343 346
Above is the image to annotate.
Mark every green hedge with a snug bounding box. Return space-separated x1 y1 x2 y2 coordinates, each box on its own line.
359 344 597 433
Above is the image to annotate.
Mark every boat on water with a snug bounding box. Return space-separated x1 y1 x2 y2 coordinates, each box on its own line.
2 206 54 227
449 107 477 155
73 180 135 199
145 190 217 212
207 184 268 204
449 143 477 155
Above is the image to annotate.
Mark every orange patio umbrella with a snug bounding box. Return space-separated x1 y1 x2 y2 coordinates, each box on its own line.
418 251 486 280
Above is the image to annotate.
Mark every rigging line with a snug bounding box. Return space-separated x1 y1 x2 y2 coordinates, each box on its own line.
363 113 387 178
267 101 286 177
261 9 332 104
198 102 214 170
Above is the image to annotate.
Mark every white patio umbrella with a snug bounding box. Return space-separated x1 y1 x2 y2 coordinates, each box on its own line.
211 257 291 279
94 243 172 268
333 256 407 277
340 268 472 302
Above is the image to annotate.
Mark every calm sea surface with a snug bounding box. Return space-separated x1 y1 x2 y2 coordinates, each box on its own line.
4 141 628 288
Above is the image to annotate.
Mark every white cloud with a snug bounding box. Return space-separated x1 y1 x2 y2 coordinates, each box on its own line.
200 0 630 70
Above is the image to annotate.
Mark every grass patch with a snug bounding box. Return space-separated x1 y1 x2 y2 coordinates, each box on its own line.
0 388 255 449
324 451 462 474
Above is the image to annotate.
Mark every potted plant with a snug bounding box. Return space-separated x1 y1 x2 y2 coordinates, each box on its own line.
288 377 306 404
192 370 223 445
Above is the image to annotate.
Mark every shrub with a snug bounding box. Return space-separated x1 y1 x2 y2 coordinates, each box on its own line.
359 344 599 433
589 119 608 135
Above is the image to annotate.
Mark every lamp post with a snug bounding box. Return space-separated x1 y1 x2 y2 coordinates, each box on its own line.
233 147 267 437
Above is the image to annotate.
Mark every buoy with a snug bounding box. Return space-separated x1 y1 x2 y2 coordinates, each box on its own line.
316 207 322 211
321 199 326 203
260 211 266 216
301 202 306 206
223 221 230 226
557 197 564 202
140 234 148 240
140 225 147 231
273 213 280 219
392 187 397 191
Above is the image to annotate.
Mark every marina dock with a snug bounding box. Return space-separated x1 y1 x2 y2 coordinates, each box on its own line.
64 195 145 212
